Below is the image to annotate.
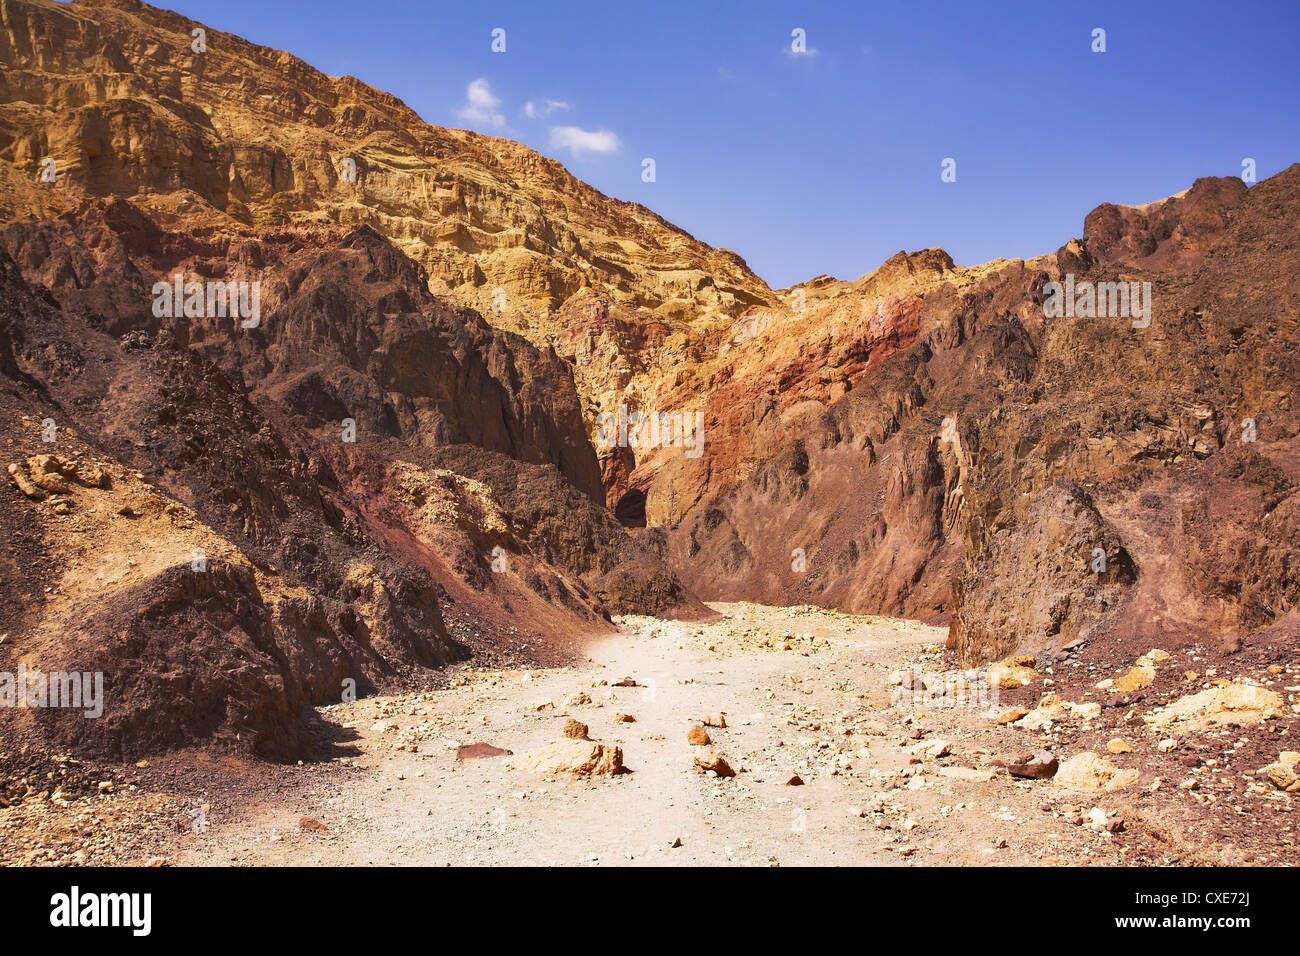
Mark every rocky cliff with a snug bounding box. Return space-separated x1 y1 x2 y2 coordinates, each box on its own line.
2 0 1297 761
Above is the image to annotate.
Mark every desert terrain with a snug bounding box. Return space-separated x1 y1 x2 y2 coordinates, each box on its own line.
3 602 1295 866
0 0 1296 868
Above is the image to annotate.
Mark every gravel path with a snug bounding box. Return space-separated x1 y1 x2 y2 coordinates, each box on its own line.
168 603 1154 866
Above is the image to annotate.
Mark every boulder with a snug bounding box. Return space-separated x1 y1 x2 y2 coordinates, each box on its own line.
995 706 1029 725
7 463 45 500
1261 752 1300 792
988 659 1038 689
1016 694 1064 731
1111 649 1169 693
1054 751 1138 791
25 454 72 494
456 742 512 760
1150 682 1284 731
510 738 624 776
909 739 952 760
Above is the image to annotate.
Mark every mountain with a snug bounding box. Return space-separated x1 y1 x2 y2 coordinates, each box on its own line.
0 0 771 330
1 0 1297 762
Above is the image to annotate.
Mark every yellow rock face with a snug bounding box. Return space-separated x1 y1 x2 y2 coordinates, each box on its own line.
1054 752 1138 791
1110 649 1170 693
0 0 772 344
0 0 1018 537
1150 683 1285 731
988 660 1039 690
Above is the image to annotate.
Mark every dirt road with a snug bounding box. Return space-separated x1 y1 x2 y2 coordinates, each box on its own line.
164 603 1169 866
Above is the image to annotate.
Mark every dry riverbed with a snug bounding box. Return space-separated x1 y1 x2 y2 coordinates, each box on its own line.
4 603 1295 866
167 604 1196 866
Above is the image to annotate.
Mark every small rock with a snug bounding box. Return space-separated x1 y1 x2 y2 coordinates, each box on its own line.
995 706 1029 725
7 463 45 500
1006 750 1059 780
693 749 735 778
456 742 513 760
25 455 72 494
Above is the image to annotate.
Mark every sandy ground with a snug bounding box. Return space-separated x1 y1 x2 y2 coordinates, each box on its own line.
162 603 1165 867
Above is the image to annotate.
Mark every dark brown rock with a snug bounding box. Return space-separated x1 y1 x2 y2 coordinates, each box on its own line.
1006 751 1059 780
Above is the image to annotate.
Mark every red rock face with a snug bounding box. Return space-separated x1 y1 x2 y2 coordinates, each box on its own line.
669 168 1300 667
952 168 1300 664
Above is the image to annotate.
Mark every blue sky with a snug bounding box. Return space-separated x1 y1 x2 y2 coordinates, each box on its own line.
159 0 1300 288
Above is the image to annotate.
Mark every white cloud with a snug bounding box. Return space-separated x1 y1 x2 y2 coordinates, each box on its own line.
524 98 570 119
457 78 505 129
548 125 622 158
